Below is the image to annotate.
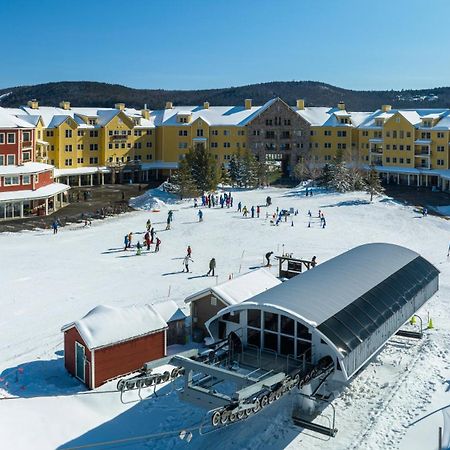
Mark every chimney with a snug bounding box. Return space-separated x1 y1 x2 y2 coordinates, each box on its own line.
141 109 150 120
59 101 71 110
245 99 252 110
381 104 392 112
115 103 125 111
27 99 39 109
337 101 346 111
165 101 173 109
203 101 209 109
296 99 305 110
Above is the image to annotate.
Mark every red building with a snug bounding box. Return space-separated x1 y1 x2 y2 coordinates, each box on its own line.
0 108 69 220
61 304 168 389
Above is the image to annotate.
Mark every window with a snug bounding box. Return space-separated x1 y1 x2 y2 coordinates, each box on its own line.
89 144 98 151
7 133 15 144
22 131 30 141
400 158 404 164
247 329 260 347
178 142 188 149
77 144 84 150
393 157 397 163
248 309 261 328
324 130 332 136
437 132 445 139
22 151 31 162
108 143 113 149
393 145 397 150
0 133 4 144
280 316 294 335
386 144 391 150
89 130 98 137
0 155 4 165
65 159 73 166
46 130 54 137
78 130 84 137
4 176 19 185
77 157 84 164
237 130 245 136
265 119 273 126
263 332 278 352
146 154 153 160
296 323 311 340
147 130 152 135
109 130 113 136
89 157 99 164
211 142 218 148
400 131 404 139
22 175 31 184
324 143 331 148
406 145 411 151
406 132 411 138
385 131 390 138
264 312 278 332
437 146 445 152
393 131 397 139
337 130 347 137
280 336 295 356
400 145 404 151
253 130 260 136
223 130 230 136
178 130 188 136
65 129 72 138
362 131 368 137
224 142 231 148
146 142 152 148
7 154 15 165
406 158 411 164
65 144 73 152
134 130 142 136
437 159 445 166
197 129 204 137
386 157 391 163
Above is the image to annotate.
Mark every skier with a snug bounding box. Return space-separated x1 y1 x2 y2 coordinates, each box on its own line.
242 206 248 217
124 234 129 251
423 207 428 217
52 220 59 234
144 231 151 251
198 209 203 222
265 251 274 267
237 201 242 212
136 240 142 256
251 206 255 218
207 258 216 276
166 216 171 230
150 227 155 242
308 210 312 217
155 237 161 252
311 256 317 267
128 232 133 248
146 219 151 231
194 198 198 208
183 255 193 272
187 245 192 257
322 218 326 229
257 206 260 218
266 196 271 206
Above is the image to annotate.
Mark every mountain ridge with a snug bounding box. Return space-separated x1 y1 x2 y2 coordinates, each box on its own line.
1 80 449 111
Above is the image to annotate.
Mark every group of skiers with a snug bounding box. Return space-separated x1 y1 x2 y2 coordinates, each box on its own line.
182 245 216 276
124 223 161 255
198 192 233 209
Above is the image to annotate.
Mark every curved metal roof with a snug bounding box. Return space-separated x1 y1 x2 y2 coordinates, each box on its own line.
242 243 439 354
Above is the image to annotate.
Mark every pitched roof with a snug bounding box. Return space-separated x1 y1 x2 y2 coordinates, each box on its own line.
61 304 167 349
185 268 281 305
152 299 187 323
0 107 35 128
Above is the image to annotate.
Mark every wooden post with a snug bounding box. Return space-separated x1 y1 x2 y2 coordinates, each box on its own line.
438 426 442 450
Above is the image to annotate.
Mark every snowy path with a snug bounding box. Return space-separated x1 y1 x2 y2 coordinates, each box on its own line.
0 186 449 449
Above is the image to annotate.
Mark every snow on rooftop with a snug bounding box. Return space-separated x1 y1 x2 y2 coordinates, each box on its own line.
62 304 167 350
152 299 187 323
0 107 36 128
185 268 281 305
0 182 69 202
0 162 54 176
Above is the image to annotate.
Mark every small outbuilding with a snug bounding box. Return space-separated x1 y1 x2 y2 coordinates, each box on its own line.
185 268 281 341
61 304 167 389
152 300 187 345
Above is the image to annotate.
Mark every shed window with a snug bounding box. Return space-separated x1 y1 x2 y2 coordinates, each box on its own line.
247 309 261 328
281 316 294 335
264 312 278 332
296 322 312 340
247 329 260 347
280 336 295 356
263 332 278 352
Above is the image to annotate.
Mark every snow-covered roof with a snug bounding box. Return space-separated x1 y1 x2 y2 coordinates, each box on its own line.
152 299 187 323
54 166 109 177
61 304 167 350
185 268 281 305
0 182 69 202
0 108 36 129
0 162 53 176
294 106 371 127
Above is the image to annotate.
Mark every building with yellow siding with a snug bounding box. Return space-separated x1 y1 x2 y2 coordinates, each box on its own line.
4 98 450 192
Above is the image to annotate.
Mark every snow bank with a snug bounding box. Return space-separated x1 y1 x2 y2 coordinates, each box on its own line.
129 183 180 210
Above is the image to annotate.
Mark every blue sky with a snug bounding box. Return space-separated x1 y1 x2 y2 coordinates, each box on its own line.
2 0 450 91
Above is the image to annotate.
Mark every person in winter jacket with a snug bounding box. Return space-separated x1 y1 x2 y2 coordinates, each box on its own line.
187 245 192 257
257 206 260 218
251 206 255 218
146 219 151 231
124 234 129 251
183 255 193 272
265 251 274 266
237 201 242 212
198 210 203 222
207 258 216 276
311 256 317 267
144 231 151 250
127 232 133 248
155 237 161 252
136 240 142 256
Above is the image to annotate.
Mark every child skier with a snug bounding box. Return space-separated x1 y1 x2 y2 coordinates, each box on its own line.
155 237 161 252
198 210 203 222
136 240 142 256
183 255 193 272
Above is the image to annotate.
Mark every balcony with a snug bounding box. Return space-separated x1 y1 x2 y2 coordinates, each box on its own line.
369 145 383 154
22 141 33 148
111 135 128 142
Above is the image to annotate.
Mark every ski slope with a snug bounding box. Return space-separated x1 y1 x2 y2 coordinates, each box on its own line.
0 186 449 449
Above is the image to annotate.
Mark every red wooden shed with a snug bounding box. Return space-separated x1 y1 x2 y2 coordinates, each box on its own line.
61 304 167 389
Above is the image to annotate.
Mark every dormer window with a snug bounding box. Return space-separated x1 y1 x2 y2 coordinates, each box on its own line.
375 119 384 127
340 118 350 124
422 120 431 128
177 112 192 124
88 118 97 125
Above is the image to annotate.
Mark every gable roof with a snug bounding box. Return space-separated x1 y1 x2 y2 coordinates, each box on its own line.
152 299 187 323
0 108 36 128
61 304 167 350
185 268 281 306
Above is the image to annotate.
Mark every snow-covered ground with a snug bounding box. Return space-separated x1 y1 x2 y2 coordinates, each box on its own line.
0 186 449 449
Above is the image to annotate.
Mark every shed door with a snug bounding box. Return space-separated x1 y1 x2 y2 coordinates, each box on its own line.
75 342 85 382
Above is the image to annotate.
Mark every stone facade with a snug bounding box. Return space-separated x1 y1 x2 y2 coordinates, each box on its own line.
245 98 310 175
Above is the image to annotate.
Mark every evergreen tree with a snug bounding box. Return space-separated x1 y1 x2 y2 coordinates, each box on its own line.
229 151 242 187
318 163 333 187
240 149 259 188
219 163 231 187
365 165 385 201
186 143 218 193
171 157 199 199
328 160 352 192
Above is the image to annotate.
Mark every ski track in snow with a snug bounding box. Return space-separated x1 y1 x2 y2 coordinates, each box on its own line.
1 186 450 449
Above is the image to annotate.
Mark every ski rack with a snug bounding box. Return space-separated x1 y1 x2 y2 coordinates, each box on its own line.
395 315 423 340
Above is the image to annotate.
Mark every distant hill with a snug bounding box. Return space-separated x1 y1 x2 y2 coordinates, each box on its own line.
1 80 450 111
